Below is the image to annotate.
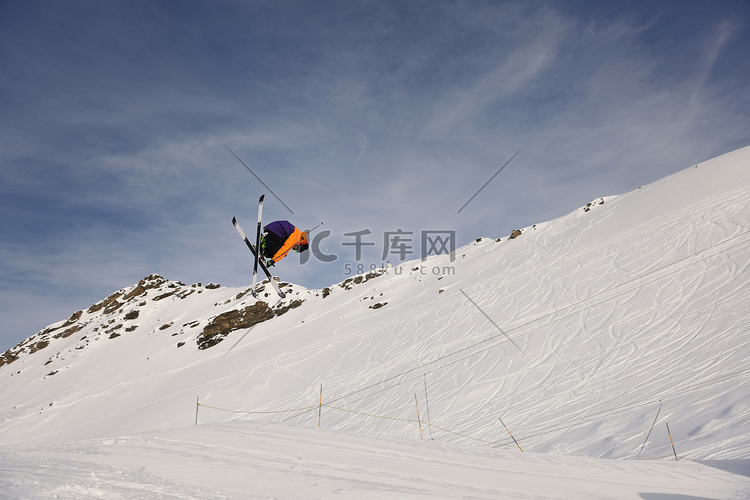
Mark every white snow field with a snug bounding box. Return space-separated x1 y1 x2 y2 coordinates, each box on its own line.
1 146 750 498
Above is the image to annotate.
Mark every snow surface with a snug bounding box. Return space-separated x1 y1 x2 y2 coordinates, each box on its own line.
2 146 750 498
2 423 748 499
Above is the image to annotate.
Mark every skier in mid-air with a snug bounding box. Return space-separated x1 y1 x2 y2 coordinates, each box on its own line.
260 220 309 266
232 195 318 298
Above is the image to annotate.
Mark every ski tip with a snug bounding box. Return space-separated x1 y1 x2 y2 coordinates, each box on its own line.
232 216 237 225
278 291 286 298
259 194 265 202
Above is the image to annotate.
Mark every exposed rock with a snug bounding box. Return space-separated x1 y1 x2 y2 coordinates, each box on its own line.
88 292 124 314
583 198 605 212
60 311 83 329
339 270 385 290
1 326 62 365
509 229 522 240
53 324 84 340
31 310 83 340
198 302 275 350
103 299 124 315
276 299 304 316
106 324 123 339
198 299 305 350
123 275 167 301
28 340 49 354
0 351 18 367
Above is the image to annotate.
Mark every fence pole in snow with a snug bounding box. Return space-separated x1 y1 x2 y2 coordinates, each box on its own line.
424 374 433 440
415 394 424 440
637 400 662 460
499 417 523 452
195 397 200 426
318 384 323 428
666 422 679 461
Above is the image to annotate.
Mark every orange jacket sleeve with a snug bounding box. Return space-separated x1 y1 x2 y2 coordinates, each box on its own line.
272 227 302 262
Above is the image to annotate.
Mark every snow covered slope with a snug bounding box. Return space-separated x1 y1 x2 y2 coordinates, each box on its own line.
1 146 750 498
2 423 748 499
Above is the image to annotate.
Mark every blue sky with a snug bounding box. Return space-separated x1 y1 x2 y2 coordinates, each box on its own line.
1 0 749 351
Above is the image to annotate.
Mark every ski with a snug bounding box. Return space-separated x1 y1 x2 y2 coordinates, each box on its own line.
232 216 286 299
252 195 265 296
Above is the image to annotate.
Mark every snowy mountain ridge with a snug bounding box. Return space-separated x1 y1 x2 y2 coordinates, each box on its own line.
1 146 750 498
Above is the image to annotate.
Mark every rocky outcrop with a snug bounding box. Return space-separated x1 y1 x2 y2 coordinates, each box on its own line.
339 269 385 291
197 300 304 350
0 274 218 367
583 197 605 212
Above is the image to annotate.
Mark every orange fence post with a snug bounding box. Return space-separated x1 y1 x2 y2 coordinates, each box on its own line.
499 417 523 452
666 422 678 461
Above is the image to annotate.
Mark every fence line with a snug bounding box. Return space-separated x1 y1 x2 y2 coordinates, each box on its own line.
195 387 729 460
